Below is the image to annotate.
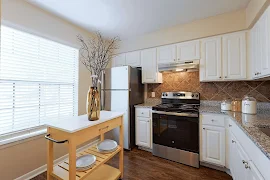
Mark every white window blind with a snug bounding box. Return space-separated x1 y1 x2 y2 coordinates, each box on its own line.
0 25 78 138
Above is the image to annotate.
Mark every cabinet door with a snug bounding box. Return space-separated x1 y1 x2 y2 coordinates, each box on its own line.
136 117 151 148
200 37 222 81
177 40 200 62
259 10 270 77
112 53 126 67
230 132 247 180
141 48 158 83
202 125 225 166
229 131 238 179
251 23 259 78
223 32 246 80
126 51 141 67
157 44 176 64
247 161 265 180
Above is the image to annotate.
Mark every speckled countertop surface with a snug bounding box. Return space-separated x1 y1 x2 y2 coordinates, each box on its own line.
200 104 270 160
134 98 161 108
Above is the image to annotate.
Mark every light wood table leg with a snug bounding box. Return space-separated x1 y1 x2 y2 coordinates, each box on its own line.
69 138 77 180
100 133 104 141
47 128 53 180
119 116 124 179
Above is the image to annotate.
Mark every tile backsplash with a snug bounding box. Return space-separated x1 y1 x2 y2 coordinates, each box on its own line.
147 72 270 102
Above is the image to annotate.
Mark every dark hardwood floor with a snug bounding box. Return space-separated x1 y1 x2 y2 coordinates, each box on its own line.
32 148 232 180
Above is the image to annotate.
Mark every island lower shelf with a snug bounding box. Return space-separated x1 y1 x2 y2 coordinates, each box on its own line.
51 143 121 180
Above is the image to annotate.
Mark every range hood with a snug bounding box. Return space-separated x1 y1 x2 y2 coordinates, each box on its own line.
158 60 199 72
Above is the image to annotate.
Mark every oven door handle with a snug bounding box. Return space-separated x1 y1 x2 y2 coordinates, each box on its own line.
152 110 198 117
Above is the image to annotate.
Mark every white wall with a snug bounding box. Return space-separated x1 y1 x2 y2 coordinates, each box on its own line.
117 9 247 53
0 0 93 179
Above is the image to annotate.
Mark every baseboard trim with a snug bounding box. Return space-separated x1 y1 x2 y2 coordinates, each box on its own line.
15 139 99 180
138 146 152 152
200 161 232 176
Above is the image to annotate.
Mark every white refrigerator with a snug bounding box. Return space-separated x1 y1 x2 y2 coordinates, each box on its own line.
101 66 144 150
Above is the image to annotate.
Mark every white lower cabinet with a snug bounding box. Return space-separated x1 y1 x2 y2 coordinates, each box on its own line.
135 107 152 149
202 125 225 166
136 117 151 148
201 114 268 180
230 131 264 180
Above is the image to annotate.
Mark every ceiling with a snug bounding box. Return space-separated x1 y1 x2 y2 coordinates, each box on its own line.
27 0 250 39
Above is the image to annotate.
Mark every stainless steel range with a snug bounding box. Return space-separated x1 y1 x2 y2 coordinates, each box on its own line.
152 91 200 168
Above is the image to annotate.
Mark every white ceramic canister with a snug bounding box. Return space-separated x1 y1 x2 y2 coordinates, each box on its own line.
221 99 232 111
242 96 257 114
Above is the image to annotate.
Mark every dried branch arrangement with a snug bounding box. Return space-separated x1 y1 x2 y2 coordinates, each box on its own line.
77 32 120 87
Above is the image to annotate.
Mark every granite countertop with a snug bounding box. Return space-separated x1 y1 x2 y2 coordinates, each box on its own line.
200 105 270 160
134 98 161 108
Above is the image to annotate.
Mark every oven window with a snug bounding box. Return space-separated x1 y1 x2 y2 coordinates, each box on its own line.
153 113 199 153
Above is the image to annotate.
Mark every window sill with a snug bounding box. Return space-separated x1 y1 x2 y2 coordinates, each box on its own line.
0 129 47 149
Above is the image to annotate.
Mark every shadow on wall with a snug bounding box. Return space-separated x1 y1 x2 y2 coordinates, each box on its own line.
147 72 270 102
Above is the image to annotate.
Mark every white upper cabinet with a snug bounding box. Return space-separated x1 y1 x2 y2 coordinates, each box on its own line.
200 36 222 81
141 48 163 83
125 51 141 67
250 6 270 79
177 40 200 62
251 23 261 78
112 53 126 67
157 44 176 64
222 32 246 80
200 32 247 82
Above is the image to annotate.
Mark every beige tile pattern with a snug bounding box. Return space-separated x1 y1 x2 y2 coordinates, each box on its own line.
147 72 270 102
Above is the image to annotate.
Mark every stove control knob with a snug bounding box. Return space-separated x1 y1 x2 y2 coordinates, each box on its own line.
166 93 168 96
191 94 194 97
196 94 199 98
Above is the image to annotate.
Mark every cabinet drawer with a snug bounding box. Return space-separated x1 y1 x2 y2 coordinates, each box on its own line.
136 108 151 118
202 114 225 127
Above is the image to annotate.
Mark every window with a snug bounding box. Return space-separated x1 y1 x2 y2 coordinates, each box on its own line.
0 25 78 140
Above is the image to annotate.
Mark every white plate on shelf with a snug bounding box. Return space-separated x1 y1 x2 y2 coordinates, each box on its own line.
97 139 118 152
98 146 118 154
76 154 96 170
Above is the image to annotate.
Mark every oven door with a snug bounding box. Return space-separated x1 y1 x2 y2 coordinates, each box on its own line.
152 112 199 153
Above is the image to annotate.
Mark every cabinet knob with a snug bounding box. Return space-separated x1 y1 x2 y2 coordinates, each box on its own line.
211 119 214 122
229 124 232 127
219 76 221 79
225 76 227 78
203 128 205 130
232 140 236 143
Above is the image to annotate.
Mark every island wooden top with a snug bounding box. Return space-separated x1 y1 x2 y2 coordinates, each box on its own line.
45 111 124 133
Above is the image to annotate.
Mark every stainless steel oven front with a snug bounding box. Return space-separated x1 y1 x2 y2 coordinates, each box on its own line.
152 110 199 168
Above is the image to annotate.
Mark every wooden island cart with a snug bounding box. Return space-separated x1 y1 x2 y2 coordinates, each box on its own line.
45 111 124 180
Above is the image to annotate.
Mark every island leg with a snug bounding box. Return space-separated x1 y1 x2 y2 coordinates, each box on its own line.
100 133 104 141
119 116 124 179
47 128 53 180
69 138 76 180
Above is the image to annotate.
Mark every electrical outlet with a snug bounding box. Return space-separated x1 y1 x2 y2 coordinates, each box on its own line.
151 92 155 98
